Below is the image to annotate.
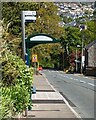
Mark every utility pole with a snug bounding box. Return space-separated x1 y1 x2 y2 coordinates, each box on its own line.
76 45 80 73
81 34 84 74
62 46 64 71
21 11 26 60
76 48 78 72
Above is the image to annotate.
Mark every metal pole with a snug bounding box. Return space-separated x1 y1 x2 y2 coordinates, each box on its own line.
81 34 84 73
21 11 26 61
62 47 64 71
21 11 28 116
76 48 78 72
80 24 87 74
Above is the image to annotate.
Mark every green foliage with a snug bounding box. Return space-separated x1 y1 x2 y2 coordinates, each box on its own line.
2 2 95 71
84 20 96 45
32 43 61 68
2 2 64 65
1 50 33 118
26 2 64 38
2 2 64 39
2 2 39 36
60 26 81 67
61 16 73 24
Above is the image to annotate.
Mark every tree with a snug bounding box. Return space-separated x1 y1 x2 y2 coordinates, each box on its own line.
2 2 64 38
26 2 64 38
60 26 81 68
2 2 39 36
81 20 96 46
2 2 64 60
32 43 61 69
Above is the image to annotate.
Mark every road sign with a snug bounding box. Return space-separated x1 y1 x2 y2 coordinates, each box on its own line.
32 54 38 62
25 33 60 49
30 35 53 41
25 16 36 21
21 11 36 61
24 11 36 16
23 11 36 22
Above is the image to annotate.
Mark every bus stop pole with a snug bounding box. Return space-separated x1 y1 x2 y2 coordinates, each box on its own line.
21 11 26 61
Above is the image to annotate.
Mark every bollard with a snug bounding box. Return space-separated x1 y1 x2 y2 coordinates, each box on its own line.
28 86 36 110
32 86 36 94
25 108 28 116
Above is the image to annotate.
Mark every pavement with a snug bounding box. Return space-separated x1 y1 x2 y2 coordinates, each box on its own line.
14 70 95 119
22 73 82 119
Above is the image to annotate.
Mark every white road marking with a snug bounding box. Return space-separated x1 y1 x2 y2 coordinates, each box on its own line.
62 76 66 78
73 79 79 81
63 75 66 77
62 97 82 119
59 74 64 77
83 76 95 81
80 80 86 83
51 71 96 88
42 73 56 92
43 72 82 118
88 83 95 87
84 77 89 79
65 76 70 78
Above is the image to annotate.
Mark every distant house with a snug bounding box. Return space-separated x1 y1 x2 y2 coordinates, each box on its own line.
85 40 96 76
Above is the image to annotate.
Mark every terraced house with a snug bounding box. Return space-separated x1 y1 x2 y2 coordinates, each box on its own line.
85 40 96 76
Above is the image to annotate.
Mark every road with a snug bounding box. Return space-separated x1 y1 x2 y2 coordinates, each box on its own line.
42 69 96 119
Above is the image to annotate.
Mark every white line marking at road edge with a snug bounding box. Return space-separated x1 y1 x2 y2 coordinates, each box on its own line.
42 73 57 92
42 73 82 119
62 96 82 119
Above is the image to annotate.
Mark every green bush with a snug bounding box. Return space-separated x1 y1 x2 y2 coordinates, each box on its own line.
1 50 33 119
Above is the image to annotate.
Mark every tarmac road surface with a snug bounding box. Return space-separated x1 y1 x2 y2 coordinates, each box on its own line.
43 69 96 119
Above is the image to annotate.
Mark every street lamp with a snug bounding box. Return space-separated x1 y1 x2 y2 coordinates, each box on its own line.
79 24 87 73
76 45 80 73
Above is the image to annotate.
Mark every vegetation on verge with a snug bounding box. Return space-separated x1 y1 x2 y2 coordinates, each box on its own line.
0 19 33 118
1 2 96 118
1 49 33 119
